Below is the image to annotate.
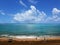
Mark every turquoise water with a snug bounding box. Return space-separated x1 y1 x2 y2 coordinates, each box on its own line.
0 23 60 36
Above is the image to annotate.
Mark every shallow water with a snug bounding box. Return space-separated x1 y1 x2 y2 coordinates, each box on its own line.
0 23 60 36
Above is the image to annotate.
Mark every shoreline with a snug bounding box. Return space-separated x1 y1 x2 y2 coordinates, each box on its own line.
0 35 60 41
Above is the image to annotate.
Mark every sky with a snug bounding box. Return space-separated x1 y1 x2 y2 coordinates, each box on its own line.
0 0 60 23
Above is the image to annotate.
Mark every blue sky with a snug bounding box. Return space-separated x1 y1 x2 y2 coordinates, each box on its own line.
0 0 60 23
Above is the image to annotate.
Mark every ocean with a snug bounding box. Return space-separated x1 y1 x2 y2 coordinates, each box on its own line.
0 23 60 36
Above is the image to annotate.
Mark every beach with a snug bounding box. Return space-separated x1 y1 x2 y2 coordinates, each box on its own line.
0 36 60 45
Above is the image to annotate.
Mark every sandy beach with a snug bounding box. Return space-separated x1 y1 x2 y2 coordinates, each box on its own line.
0 36 60 45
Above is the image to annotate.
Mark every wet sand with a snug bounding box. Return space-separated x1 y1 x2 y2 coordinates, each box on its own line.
0 36 60 45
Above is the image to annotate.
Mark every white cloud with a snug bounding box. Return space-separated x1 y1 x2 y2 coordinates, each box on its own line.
14 5 47 23
28 0 38 4
52 8 60 22
19 0 27 7
13 5 60 23
45 8 60 23
52 8 60 15
52 8 60 18
0 10 5 15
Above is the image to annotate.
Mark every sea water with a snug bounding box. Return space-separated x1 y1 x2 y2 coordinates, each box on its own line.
0 23 60 36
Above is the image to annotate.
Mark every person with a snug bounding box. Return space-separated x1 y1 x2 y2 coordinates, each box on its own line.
44 37 45 41
36 37 37 40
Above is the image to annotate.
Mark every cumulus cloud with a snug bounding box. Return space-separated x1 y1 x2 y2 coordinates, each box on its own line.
45 8 60 23
52 8 60 15
14 5 47 23
13 5 60 23
19 0 27 7
52 8 60 22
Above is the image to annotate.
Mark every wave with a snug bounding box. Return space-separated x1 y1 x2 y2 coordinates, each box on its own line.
0 34 60 39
